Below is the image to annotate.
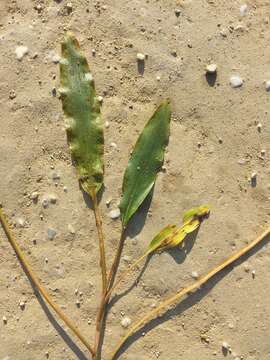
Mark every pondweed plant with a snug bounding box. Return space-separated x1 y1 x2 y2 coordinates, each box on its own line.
1 33 270 359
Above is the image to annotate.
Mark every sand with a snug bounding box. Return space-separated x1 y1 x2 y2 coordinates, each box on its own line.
0 1 270 359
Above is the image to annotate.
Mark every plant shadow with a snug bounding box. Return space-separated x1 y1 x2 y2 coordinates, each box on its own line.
12 256 88 359
112 232 270 359
167 227 199 264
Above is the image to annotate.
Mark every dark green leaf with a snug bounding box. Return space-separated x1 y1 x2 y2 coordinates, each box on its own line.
119 101 171 226
60 33 104 197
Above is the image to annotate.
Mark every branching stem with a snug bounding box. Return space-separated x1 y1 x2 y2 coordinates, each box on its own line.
0 207 95 358
109 226 270 360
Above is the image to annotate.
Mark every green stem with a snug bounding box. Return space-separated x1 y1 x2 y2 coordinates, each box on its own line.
0 207 95 358
109 226 270 360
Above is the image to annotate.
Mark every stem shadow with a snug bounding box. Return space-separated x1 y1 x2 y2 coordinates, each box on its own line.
12 257 88 359
112 233 270 359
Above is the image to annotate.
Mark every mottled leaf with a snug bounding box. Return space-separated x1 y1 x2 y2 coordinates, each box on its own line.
60 33 104 196
183 205 210 223
119 101 171 226
148 224 176 253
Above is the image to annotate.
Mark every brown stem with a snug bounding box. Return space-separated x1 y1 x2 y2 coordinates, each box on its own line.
91 191 107 293
107 227 126 291
93 227 126 356
0 207 95 358
109 226 270 360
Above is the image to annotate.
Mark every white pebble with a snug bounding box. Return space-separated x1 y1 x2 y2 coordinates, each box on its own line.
15 217 25 228
105 198 112 207
252 269 256 277
261 149 266 156
85 73 93 82
251 172 257 180
240 4 248 16
257 123 262 131
68 224 76 234
19 301 25 310
230 75 243 88
15 46 28 61
76 299 80 307
156 75 161 81
265 80 270 91
109 208 121 219
52 54 60 64
42 198 49 208
48 193 58 204
97 96 103 103
110 142 117 149
74 289 79 295
105 121 110 128
30 191 39 201
47 228 57 240
63 186 68 192
66 2 73 10
191 271 199 279
206 63 217 74
121 316 131 328
136 53 145 61
222 341 229 350
2 316 7 324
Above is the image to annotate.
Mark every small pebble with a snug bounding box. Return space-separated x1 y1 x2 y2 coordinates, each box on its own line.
30 191 39 201
2 316 7 324
105 198 112 207
9 90 16 99
156 75 161 81
110 142 117 149
240 4 248 16
19 301 25 310
15 46 29 61
47 228 57 240
75 289 79 295
257 123 262 132
206 63 217 74
42 198 49 208
45 257 48 263
175 9 181 17
265 80 270 91
48 193 58 204
52 54 60 64
136 53 145 61
92 49 96 56
63 186 68 192
191 271 199 279
16 217 25 228
79 291 83 297
97 96 103 103
68 224 76 234
230 75 243 88
109 208 121 219
252 269 256 278
121 316 131 328
66 2 73 11
222 341 229 350
52 172 60 181
76 299 80 307
105 121 110 128
261 149 266 156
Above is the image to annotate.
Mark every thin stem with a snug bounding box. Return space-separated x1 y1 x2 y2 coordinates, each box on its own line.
93 227 127 356
91 191 107 293
108 251 149 297
109 226 270 360
107 227 126 291
0 207 95 358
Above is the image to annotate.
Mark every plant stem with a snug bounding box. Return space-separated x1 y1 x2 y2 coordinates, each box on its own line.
108 251 149 296
109 226 270 360
0 207 95 358
91 191 107 293
107 227 126 291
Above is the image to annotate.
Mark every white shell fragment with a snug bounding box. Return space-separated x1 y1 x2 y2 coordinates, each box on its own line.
136 53 145 61
206 63 217 74
15 46 29 61
121 316 131 328
240 4 248 16
19 301 25 310
265 80 270 91
230 76 243 88
191 271 199 279
109 208 121 219
47 228 57 240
